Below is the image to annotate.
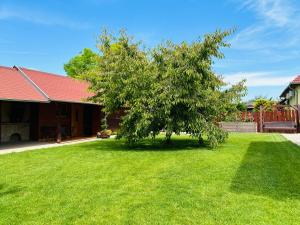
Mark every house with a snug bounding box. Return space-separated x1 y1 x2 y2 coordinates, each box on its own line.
246 101 254 112
280 75 300 105
0 65 120 143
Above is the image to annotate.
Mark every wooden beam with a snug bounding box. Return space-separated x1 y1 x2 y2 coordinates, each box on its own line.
56 103 61 143
38 103 42 141
0 101 2 143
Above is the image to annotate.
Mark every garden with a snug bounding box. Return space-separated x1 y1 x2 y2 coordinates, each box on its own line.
1 133 300 225
2 29 299 225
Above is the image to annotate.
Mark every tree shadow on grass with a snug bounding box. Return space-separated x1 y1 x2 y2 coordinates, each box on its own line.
0 184 22 198
87 138 209 152
230 140 300 200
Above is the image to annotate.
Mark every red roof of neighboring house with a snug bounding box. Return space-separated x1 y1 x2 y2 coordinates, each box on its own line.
0 66 48 102
20 67 94 103
0 66 94 103
291 75 300 84
280 75 300 98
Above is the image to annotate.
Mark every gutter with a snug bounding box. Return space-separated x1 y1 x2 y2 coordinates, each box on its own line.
0 98 48 103
52 100 100 105
14 66 50 102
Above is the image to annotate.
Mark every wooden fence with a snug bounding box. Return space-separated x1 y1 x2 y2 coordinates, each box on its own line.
238 105 300 133
220 122 257 133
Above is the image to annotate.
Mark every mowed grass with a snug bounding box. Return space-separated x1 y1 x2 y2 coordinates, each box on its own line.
1 133 300 225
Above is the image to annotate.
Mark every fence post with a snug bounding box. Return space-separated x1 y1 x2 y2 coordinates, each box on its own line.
259 105 263 132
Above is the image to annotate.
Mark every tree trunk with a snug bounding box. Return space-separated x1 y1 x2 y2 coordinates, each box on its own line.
165 131 172 144
198 134 204 145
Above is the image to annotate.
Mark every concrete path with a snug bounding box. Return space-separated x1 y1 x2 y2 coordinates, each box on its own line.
0 137 102 155
281 133 300 146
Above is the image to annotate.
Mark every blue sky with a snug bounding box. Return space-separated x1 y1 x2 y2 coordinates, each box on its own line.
1 0 300 101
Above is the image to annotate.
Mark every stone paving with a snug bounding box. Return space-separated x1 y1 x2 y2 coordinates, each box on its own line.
281 133 300 146
0 137 102 155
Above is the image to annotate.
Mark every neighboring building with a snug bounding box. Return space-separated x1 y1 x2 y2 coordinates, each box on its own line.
280 76 300 105
0 66 119 143
246 101 254 112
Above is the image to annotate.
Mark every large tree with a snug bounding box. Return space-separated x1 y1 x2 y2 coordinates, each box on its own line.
64 48 99 79
84 30 246 148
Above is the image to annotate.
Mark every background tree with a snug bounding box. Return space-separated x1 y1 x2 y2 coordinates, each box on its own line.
236 102 247 111
64 48 99 79
84 29 246 148
253 97 276 111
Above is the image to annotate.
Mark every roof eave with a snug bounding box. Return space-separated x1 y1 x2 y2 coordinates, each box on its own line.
51 99 100 105
0 98 50 103
279 83 293 98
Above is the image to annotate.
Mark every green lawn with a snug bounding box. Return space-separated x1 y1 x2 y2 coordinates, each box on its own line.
1 133 300 225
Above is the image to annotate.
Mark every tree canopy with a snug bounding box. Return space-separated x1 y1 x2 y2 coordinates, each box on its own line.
253 97 276 112
64 48 99 79
78 29 246 148
236 102 247 111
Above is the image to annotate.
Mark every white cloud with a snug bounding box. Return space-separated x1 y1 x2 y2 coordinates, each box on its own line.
231 0 300 51
224 71 295 86
240 0 295 27
0 6 90 29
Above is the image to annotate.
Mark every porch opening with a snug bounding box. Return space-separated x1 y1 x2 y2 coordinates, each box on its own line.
10 133 21 142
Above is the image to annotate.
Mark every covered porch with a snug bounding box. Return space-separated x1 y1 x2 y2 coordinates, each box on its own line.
0 100 103 144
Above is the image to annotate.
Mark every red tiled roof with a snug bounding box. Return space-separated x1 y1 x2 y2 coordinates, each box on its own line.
0 66 48 102
291 75 300 84
21 67 94 103
0 66 94 103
